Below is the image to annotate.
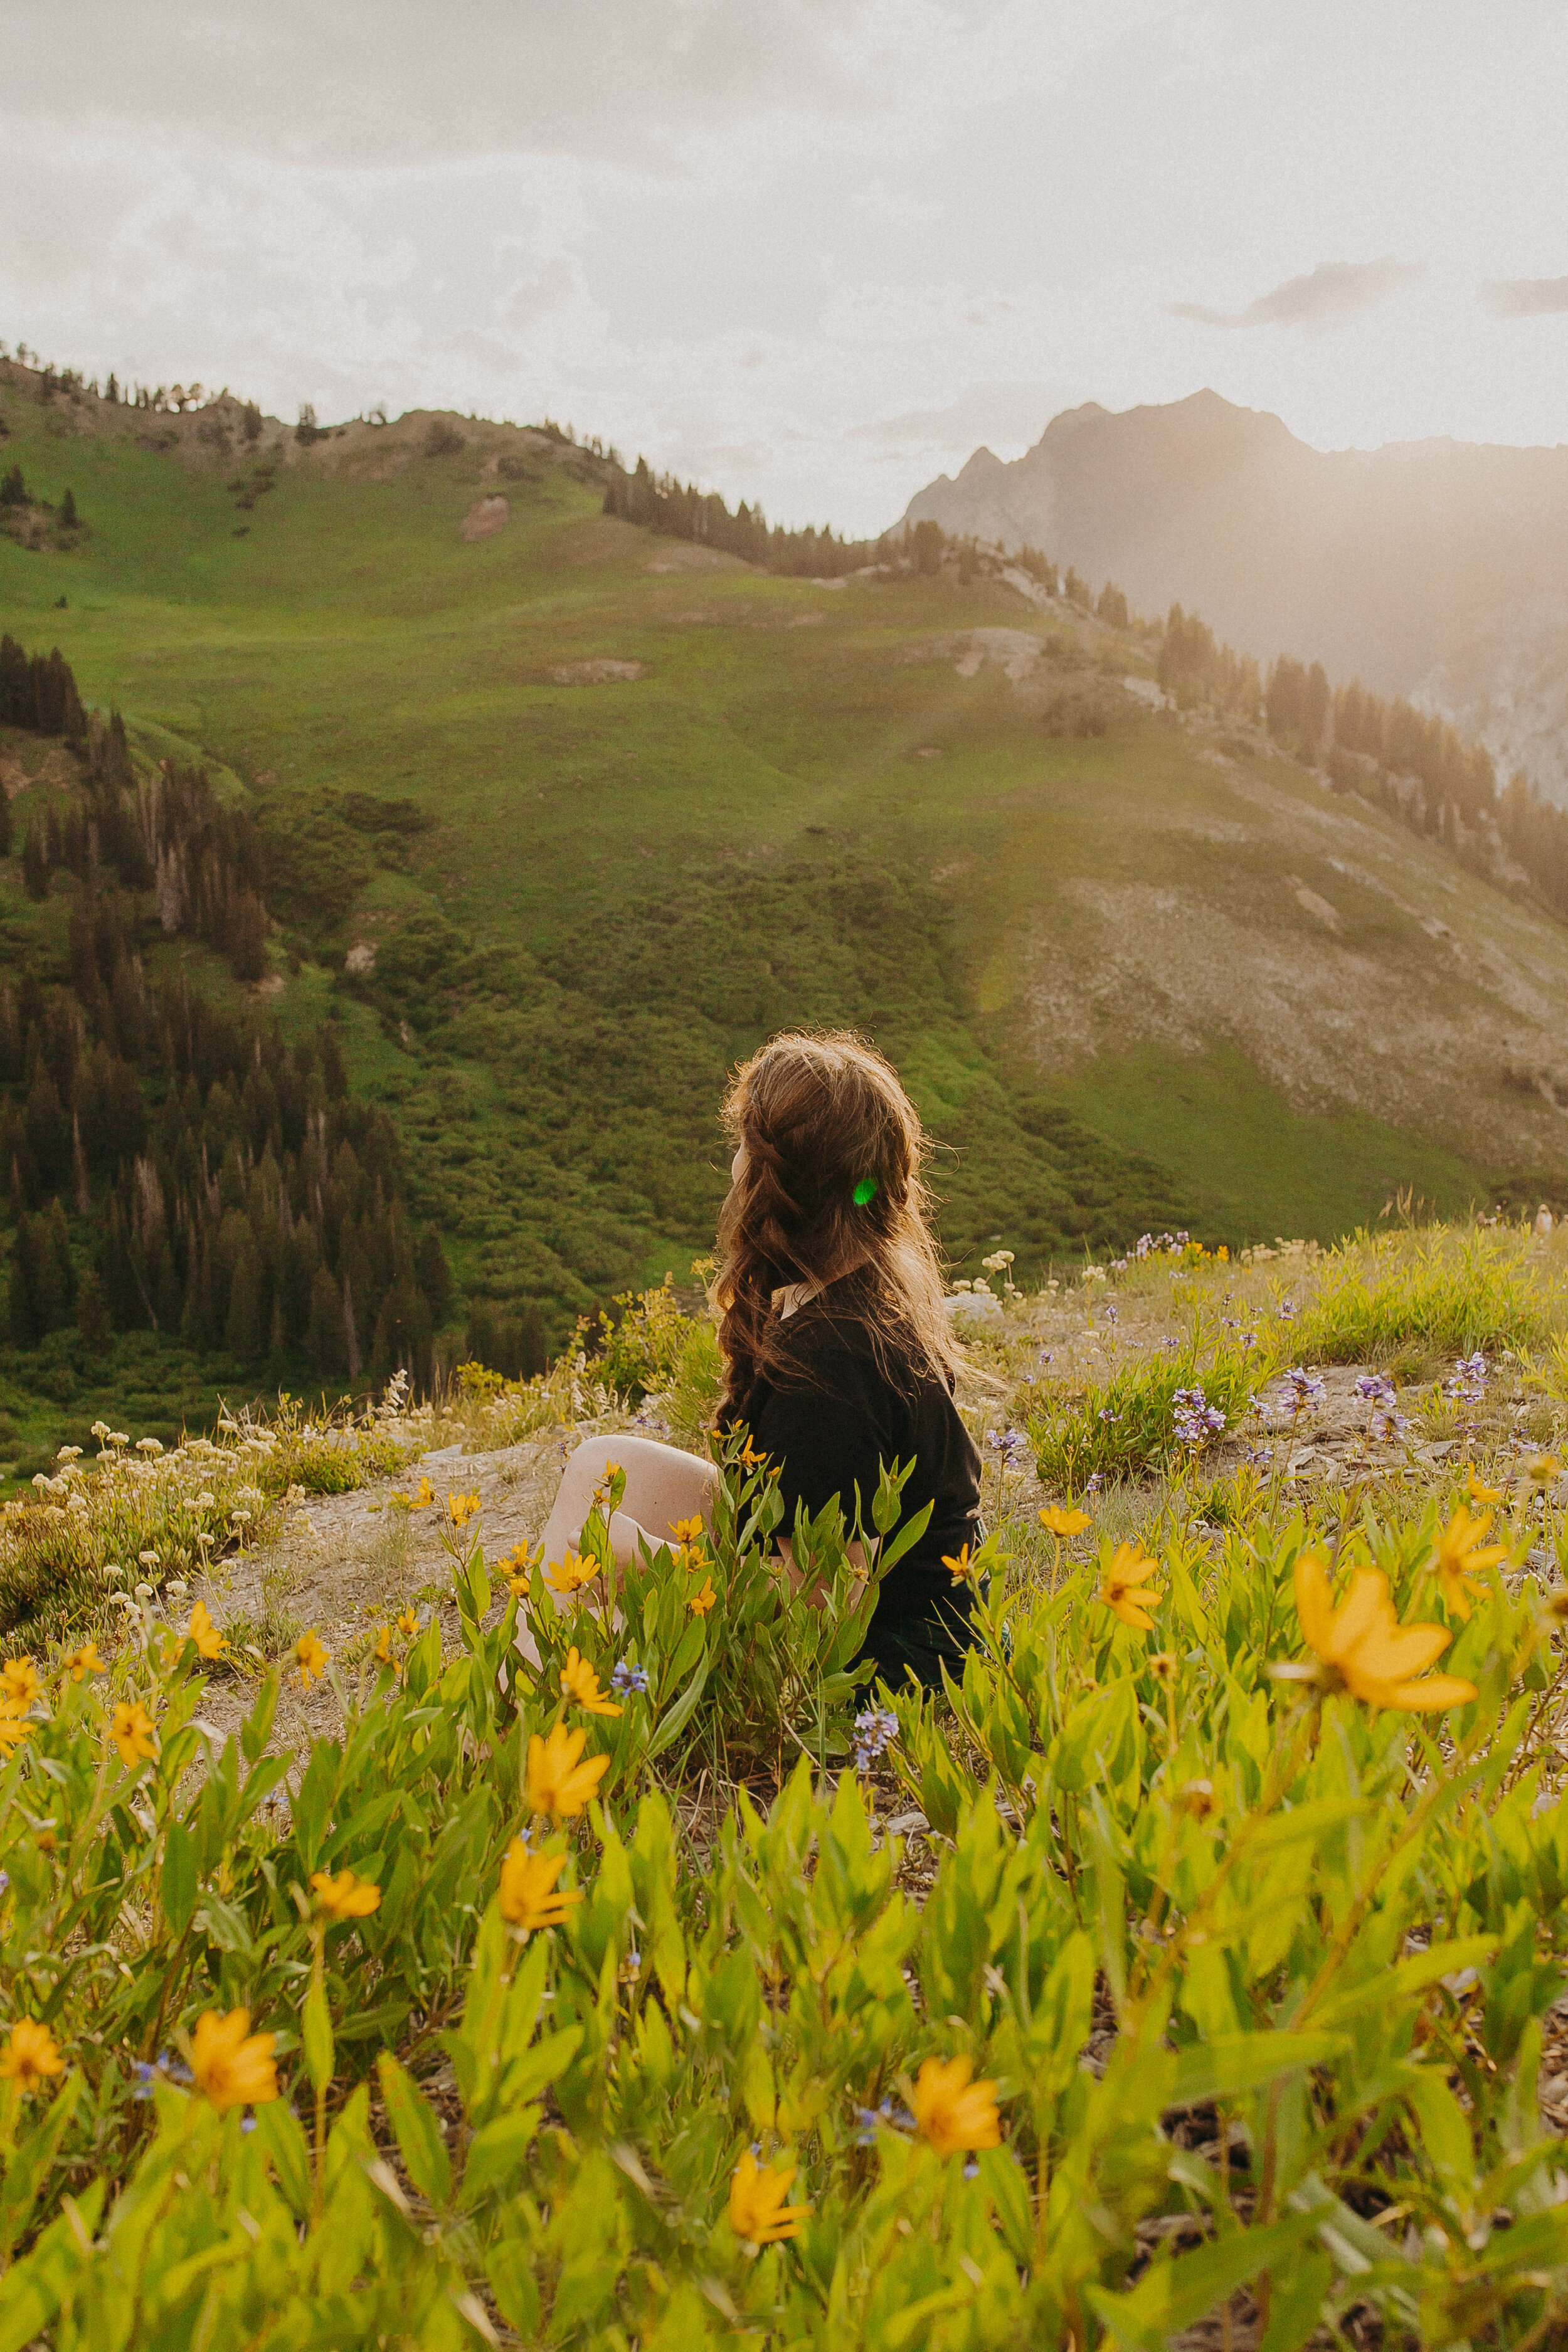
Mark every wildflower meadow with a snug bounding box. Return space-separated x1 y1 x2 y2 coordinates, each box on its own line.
0 1218 1565 2346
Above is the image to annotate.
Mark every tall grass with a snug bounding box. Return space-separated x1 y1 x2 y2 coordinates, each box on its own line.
1291 1227 1560 1366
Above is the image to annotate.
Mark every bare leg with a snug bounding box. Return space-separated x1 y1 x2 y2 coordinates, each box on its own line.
538 1433 719 1574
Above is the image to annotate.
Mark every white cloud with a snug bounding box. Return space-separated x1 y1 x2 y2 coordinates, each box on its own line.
3 1 1567 534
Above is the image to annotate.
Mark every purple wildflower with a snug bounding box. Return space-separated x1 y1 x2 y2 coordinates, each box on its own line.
852 1707 899 1772
1172 1384 1226 1448
612 1660 650 1695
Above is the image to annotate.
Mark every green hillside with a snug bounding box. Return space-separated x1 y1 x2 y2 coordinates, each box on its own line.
4 367 1568 1467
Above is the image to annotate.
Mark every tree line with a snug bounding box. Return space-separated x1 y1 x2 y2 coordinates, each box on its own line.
1145 598 1568 919
603 455 889 577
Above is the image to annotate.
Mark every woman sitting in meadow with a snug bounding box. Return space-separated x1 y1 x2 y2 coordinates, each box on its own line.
537 1030 983 1690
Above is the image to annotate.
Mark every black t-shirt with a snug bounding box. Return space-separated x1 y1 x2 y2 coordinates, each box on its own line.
725 1286 982 1672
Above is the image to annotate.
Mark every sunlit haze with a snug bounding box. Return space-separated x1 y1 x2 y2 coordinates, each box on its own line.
6 0 1568 534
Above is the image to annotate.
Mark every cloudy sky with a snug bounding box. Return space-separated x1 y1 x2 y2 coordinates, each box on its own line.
5 0 1567 533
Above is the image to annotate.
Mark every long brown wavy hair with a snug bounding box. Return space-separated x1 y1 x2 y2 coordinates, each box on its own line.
714 1030 961 1422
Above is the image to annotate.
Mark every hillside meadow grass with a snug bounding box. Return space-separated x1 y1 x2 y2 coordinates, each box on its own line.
0 1223 1565 2341
3 381 1560 1400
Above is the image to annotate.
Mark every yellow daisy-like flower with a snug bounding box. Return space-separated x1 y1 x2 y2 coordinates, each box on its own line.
109 1700 157 1769
447 1490 481 1529
1431 1505 1508 1622
310 1868 382 1921
525 1722 612 1820
1099 1543 1165 1631
396 1608 420 1639
186 1601 226 1661
911 2054 1002 2156
669 1513 704 1545
0 1705 31 1757
943 1544 981 1586
1291 1552 1477 1713
373 1624 393 1665
688 1575 717 1618
559 1647 623 1718
498 1839 583 1934
739 1438 768 1471
543 1550 598 1598
1 1657 40 1709
1040 1505 1091 1539
0 2018 64 2091
728 2147 812 2245
1524 1454 1562 1489
191 2009 278 2112
61 1641 105 1683
1465 1470 1505 1507
295 1630 329 1687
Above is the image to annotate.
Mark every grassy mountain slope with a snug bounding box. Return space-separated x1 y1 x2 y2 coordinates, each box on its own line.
3 376 1567 1384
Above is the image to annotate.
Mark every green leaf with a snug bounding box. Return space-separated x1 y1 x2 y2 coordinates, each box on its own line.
160 1820 198 1938
647 1655 711 1760
459 2111 539 2207
302 1974 335 2095
1172 2031 1349 2109
240 1670 279 1764
377 2051 452 2207
1087 2213 1320 2349
252 2100 312 2216
0 2186 106 2352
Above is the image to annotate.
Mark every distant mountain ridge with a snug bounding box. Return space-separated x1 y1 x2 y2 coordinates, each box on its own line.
903 391 1568 805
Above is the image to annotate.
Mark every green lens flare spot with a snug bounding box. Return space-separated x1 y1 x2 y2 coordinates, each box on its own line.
853 1177 878 1205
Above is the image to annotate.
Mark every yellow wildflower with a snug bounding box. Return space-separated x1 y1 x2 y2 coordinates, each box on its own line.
943 1544 980 1586
1431 1505 1508 1622
186 1601 226 1661
0 2019 63 2091
1 1658 39 1710
911 2054 1002 2155
409 1476 435 1512
1291 1552 1476 1712
295 1630 329 1687
560 1647 622 1717
310 1868 381 1921
1465 1469 1505 1507
447 1490 481 1529
1099 1544 1165 1631
1148 1651 1178 1684
739 1437 768 1471
373 1624 393 1665
544 1550 598 1598
1524 1454 1562 1488
728 2147 812 2244
109 1701 157 1769
669 1514 704 1545
396 1608 420 1639
191 2008 278 2111
1039 1506 1091 1539
0 1706 31 1757
498 1840 583 1934
61 1641 104 1683
688 1575 717 1618
525 1722 611 1820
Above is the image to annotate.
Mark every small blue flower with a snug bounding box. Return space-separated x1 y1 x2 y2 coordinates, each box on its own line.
963 2157 981 2180
611 1660 650 1695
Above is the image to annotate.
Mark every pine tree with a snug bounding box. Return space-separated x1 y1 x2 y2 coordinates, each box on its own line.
415 1228 452 1325
225 1227 265 1359
307 1262 346 1375
76 1264 109 1352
